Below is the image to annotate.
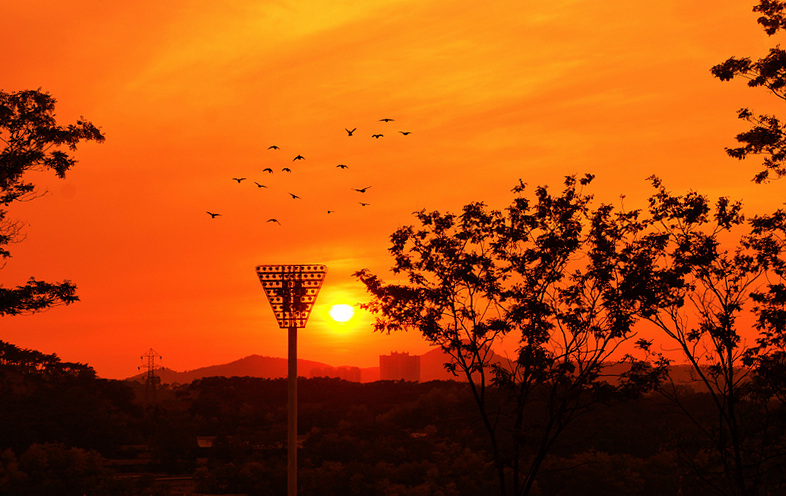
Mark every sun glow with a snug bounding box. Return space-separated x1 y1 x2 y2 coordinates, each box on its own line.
329 304 355 323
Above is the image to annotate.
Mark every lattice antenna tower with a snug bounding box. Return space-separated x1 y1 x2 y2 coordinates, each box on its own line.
139 348 162 401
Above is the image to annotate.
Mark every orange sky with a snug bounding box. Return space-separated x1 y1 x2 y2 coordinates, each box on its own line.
1 0 782 379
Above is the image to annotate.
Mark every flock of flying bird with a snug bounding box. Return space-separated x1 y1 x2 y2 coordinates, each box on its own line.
205 118 410 225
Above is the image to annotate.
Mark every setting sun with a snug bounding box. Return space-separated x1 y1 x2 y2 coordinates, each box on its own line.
328 304 355 323
1 0 771 384
3 1 785 493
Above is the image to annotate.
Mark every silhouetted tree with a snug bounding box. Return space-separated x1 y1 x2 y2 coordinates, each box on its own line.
0 89 103 316
711 1 786 183
355 175 667 496
642 177 786 496
0 442 162 496
0 340 94 379
0 341 141 455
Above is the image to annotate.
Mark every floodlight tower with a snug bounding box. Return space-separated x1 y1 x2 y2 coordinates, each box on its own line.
139 348 162 401
256 264 327 496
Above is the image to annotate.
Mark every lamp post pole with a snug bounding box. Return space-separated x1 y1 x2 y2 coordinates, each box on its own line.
255 264 327 496
287 323 297 496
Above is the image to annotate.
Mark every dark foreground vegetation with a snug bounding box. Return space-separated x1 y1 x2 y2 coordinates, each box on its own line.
4 2 786 495
1 340 784 496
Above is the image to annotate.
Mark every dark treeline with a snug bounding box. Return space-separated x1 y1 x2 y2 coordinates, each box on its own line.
0 341 139 455
2 339 782 495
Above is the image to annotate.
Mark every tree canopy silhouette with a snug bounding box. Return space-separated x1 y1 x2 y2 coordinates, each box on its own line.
0 89 104 316
711 1 786 183
356 175 668 496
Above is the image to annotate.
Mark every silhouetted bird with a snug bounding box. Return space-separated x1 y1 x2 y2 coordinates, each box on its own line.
232 177 246 183
289 193 300 199
267 218 280 225
263 168 273 173
327 210 335 214
379 118 394 122
352 186 372 193
282 167 292 172
359 202 370 206
372 134 383 138
254 182 267 188
268 145 279 150
345 128 356 136
206 211 221 218
399 131 411 135
293 155 305 161
336 164 348 169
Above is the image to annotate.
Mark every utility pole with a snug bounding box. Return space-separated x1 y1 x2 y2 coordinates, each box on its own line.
139 348 162 402
256 264 327 496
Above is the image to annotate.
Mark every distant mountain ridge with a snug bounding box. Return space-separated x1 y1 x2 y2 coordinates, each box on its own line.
128 354 335 384
127 349 463 384
127 350 703 387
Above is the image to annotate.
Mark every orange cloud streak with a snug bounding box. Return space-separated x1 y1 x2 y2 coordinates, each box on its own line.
0 0 779 378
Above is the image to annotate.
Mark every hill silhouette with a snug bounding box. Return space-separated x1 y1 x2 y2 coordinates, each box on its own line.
127 348 702 387
126 347 512 384
128 354 334 384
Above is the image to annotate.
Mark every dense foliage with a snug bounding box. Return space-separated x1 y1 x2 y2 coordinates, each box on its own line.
355 174 674 495
3 339 783 495
355 171 786 496
0 89 104 316
712 1 786 182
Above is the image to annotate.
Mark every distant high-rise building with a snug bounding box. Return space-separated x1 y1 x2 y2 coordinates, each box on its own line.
379 351 420 382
